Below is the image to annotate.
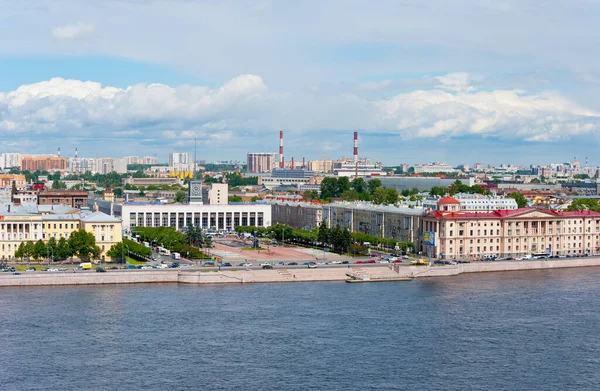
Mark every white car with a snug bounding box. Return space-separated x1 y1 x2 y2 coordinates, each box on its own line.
331 260 342 264
140 265 152 270
379 260 390 264
242 263 252 267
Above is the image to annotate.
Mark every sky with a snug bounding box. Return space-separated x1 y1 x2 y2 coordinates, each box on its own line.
2 0 600 166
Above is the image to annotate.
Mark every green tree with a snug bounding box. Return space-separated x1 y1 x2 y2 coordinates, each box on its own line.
24 241 35 260
530 178 541 184
567 198 600 212
372 187 387 204
367 178 382 195
509 192 528 208
336 177 350 195
318 221 330 245
340 189 360 202
174 190 187 203
15 242 25 261
351 177 367 193
68 230 99 261
320 177 338 199
430 186 448 197
52 180 67 190
384 188 398 204
33 240 46 261
46 237 57 261
229 195 243 203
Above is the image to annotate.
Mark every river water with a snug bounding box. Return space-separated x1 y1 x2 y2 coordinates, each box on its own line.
1 268 600 390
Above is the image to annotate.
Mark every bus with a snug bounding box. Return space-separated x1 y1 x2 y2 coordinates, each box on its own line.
159 247 171 256
172 252 181 260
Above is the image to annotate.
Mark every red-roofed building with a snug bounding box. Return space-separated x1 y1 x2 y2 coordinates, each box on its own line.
423 208 600 260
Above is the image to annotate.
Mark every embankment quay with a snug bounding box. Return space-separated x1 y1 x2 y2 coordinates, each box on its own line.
4 257 600 287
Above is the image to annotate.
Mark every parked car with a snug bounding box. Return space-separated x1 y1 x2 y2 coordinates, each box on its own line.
434 260 444 265
366 260 376 264
288 262 298 266
341 261 349 264
25 267 36 272
13 271 21 275
262 264 273 269
170 262 180 268
392 260 403 263
96 267 106 273
275 262 285 266
307 262 317 269
355 261 364 264
222 262 233 267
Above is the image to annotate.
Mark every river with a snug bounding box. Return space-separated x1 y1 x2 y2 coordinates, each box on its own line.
1 267 600 390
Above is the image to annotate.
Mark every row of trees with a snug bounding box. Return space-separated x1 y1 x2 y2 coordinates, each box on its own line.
235 223 415 255
316 177 399 205
14 230 101 262
429 180 492 197
106 238 152 261
130 225 212 259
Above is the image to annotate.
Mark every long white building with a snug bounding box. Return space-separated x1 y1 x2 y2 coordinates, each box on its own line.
93 200 272 233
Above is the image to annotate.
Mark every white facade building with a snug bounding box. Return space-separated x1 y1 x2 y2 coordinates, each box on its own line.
414 162 455 174
169 152 191 166
93 200 271 232
424 194 518 212
0 153 22 170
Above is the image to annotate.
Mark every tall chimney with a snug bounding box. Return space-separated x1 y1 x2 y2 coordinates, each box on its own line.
279 130 284 168
302 157 306 169
291 157 295 170
58 147 61 158
353 131 358 163
75 147 78 158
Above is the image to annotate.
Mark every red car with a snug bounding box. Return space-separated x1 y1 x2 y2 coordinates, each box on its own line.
355 261 364 264
392 260 403 263
366 260 376 264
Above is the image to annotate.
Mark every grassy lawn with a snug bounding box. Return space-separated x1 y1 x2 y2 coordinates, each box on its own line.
125 256 147 265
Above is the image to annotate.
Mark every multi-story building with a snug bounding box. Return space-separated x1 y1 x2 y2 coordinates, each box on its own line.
323 202 424 244
259 169 318 190
423 194 518 212
0 174 26 188
169 152 191 166
0 153 22 170
422 196 600 259
413 162 455 174
38 191 88 209
271 201 323 230
247 152 277 173
333 158 386 178
204 183 228 205
93 199 272 233
0 204 121 261
21 156 67 171
308 159 334 173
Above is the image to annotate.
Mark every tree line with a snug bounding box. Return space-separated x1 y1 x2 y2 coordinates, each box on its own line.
13 230 101 262
306 177 399 205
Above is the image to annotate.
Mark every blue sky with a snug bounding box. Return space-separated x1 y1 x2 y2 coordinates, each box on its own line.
1 0 600 166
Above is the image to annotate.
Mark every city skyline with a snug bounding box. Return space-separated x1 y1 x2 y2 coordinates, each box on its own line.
2 1 600 163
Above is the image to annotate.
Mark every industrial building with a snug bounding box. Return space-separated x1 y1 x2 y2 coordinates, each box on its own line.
333 132 386 178
323 202 425 245
379 176 476 192
413 162 456 174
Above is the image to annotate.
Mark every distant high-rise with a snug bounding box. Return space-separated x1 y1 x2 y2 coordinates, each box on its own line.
169 152 191 166
247 152 277 173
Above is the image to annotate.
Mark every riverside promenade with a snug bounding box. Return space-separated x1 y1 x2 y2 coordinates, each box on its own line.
3 257 600 287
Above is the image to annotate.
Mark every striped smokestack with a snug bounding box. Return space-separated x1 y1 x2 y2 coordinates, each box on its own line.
58 147 61 158
279 130 284 168
291 157 295 170
353 131 358 163
75 148 78 158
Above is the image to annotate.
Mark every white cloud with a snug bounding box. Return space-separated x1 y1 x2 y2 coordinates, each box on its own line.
52 22 95 40
0 73 598 149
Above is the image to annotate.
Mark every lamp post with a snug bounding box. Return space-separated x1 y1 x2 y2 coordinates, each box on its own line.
47 248 53 266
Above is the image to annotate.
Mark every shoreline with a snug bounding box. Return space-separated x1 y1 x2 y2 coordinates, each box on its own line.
2 257 600 287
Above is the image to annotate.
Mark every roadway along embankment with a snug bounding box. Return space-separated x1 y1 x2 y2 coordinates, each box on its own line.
0 270 180 287
395 257 600 278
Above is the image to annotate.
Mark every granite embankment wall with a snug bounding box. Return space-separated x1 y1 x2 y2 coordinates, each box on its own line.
396 257 600 278
0 270 179 287
4 258 600 287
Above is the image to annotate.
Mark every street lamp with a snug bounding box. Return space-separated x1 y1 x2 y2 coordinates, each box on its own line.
47 247 53 266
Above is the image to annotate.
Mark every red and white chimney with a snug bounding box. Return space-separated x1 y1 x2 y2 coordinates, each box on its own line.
353 131 358 163
75 148 78 158
279 130 284 168
58 147 61 158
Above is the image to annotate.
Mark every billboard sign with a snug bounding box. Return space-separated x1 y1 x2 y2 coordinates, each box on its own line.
423 231 436 246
